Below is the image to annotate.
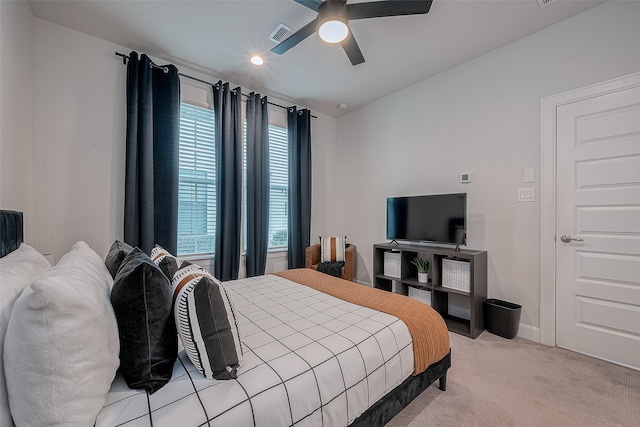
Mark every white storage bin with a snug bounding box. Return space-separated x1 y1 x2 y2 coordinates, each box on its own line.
408 286 431 306
442 258 471 292
384 251 401 278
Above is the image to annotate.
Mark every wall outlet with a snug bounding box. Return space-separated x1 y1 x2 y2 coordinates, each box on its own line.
517 187 535 202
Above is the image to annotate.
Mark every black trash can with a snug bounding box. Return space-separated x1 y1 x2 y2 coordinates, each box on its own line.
483 299 521 339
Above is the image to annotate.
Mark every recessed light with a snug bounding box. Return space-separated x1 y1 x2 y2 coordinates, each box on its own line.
250 56 264 66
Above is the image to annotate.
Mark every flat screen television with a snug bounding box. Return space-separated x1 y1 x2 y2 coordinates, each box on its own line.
386 193 467 246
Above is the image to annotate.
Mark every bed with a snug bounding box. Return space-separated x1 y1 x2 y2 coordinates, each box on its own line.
0 209 451 427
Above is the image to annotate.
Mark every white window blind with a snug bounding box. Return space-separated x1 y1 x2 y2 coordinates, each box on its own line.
243 123 289 250
268 125 288 248
177 103 216 256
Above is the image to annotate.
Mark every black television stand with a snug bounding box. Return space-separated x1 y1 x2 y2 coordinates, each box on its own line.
373 242 487 338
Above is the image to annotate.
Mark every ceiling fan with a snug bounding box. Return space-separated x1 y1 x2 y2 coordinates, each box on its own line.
271 0 433 66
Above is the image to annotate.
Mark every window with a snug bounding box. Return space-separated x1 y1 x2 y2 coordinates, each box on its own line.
177 103 216 256
178 101 289 256
266 124 288 249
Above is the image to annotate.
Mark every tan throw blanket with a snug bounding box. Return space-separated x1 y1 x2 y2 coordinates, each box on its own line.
275 269 450 375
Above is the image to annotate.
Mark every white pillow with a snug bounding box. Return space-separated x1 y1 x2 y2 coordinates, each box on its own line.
0 244 50 427
4 241 119 427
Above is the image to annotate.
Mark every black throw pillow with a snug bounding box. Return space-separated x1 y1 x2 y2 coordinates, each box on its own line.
110 247 177 394
104 240 134 279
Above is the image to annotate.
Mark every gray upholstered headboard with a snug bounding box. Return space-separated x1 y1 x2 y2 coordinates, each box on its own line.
0 210 23 258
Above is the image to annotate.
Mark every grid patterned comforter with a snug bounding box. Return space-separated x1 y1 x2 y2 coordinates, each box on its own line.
96 274 415 427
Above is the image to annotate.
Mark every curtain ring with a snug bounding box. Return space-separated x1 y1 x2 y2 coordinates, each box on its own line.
149 63 169 74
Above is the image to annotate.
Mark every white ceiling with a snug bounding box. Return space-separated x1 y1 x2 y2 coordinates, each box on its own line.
28 0 605 117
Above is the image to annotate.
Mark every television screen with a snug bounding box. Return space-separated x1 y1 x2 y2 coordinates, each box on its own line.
386 193 467 245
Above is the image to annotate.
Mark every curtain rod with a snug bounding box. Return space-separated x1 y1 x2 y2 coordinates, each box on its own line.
115 52 316 118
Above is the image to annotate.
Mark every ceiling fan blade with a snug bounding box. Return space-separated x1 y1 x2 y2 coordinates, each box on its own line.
347 0 433 20
293 0 324 12
271 17 319 55
341 31 365 66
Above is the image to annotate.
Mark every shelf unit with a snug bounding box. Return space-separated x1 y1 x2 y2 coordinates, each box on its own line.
373 243 487 338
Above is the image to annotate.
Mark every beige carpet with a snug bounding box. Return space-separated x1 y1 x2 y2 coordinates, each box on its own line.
387 331 640 427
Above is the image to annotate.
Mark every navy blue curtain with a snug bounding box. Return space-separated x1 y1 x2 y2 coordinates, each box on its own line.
213 82 243 281
245 93 270 277
287 108 312 269
124 52 180 254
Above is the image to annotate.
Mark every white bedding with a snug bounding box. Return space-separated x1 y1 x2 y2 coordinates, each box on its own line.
96 274 415 426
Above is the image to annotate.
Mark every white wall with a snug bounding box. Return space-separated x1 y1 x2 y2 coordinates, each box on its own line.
31 18 126 262
30 18 337 263
310 108 337 242
334 1 640 339
1 0 34 243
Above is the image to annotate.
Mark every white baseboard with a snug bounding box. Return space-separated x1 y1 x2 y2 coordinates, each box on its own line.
517 323 540 342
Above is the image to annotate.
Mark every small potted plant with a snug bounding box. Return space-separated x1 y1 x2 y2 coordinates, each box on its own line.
411 257 429 283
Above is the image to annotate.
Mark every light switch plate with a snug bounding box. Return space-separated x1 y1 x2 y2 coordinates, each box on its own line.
523 168 535 183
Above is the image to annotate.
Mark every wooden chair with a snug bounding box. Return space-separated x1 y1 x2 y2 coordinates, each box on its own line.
305 244 357 281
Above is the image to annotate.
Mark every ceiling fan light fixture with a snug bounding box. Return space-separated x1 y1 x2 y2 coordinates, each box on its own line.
319 18 348 44
271 0 433 66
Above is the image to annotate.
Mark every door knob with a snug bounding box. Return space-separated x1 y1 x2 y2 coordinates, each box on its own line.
560 235 584 243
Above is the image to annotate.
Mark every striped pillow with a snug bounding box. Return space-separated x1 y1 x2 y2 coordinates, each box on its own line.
321 236 346 263
172 262 243 380
150 245 182 281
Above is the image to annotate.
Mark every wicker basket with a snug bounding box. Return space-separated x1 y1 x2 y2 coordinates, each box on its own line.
442 258 471 292
384 251 401 278
408 286 431 306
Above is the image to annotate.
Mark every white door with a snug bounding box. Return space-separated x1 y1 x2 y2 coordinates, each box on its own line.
556 85 640 370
